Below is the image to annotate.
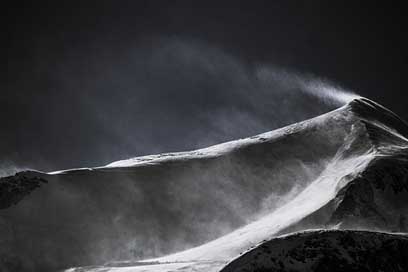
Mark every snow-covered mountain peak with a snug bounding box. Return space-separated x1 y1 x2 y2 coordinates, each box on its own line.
1 98 408 272
48 97 407 174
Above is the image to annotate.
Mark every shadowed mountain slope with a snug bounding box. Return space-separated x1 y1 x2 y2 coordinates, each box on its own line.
1 98 408 272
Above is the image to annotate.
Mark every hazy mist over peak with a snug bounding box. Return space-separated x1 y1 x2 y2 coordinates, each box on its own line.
2 1 405 173
2 38 353 172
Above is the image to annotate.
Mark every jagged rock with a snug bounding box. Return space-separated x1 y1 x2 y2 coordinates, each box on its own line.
0 172 47 209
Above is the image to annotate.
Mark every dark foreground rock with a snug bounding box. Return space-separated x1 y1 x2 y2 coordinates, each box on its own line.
221 230 408 272
0 171 47 209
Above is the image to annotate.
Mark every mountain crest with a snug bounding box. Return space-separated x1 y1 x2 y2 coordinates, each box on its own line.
1 98 408 272
349 97 408 139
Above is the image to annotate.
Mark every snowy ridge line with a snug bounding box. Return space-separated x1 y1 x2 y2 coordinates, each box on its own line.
48 103 349 175
55 96 408 176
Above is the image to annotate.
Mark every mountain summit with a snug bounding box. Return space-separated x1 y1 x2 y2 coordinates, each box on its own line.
1 98 408 272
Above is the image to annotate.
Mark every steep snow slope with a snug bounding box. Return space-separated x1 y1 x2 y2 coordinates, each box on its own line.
68 98 408 272
220 230 408 272
1 98 408 272
279 99 408 235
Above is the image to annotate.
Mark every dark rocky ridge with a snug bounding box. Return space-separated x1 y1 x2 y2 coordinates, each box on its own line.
0 172 47 209
220 230 408 272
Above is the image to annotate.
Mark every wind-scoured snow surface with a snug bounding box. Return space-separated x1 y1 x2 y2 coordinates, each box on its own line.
1 98 408 272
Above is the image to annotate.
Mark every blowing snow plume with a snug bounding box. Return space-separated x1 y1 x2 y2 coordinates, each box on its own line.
255 65 359 106
0 39 359 172
84 39 359 161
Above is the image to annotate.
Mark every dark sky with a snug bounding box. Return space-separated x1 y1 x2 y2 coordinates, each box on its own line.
1 1 407 172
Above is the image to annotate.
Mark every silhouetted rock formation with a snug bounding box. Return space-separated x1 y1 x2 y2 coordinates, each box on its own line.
221 230 408 272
